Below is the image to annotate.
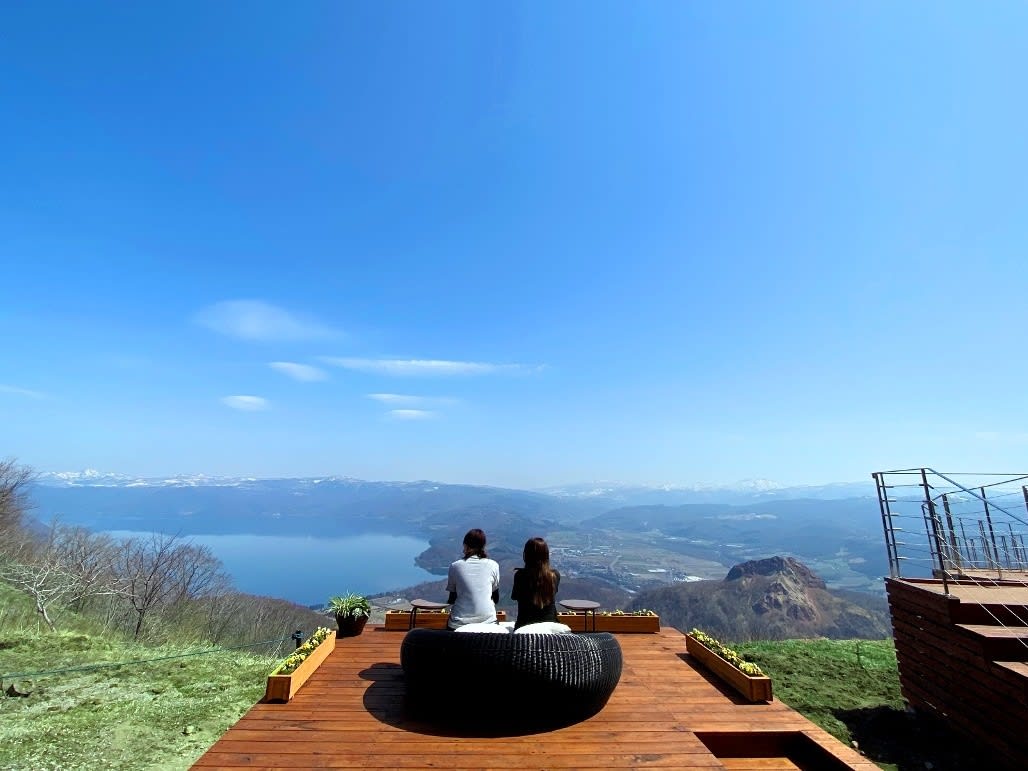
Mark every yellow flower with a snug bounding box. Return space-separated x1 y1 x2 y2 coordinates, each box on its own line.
274 627 333 675
689 628 765 677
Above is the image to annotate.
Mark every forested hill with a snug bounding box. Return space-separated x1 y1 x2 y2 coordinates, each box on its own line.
629 556 890 641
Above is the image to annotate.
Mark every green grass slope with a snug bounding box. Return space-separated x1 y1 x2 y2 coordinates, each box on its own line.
0 583 279 771
736 638 903 740
736 638 982 771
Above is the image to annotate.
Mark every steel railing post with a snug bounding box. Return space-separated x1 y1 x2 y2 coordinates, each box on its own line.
921 469 949 593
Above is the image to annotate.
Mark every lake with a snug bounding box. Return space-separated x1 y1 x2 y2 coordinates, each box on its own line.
108 532 436 606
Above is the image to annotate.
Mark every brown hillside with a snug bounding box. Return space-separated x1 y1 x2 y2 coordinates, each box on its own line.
629 555 890 641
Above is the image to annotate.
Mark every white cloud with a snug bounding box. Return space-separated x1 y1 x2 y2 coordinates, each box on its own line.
221 395 270 411
195 300 338 341
269 362 328 382
322 357 535 376
367 393 457 407
0 384 45 399
388 409 436 420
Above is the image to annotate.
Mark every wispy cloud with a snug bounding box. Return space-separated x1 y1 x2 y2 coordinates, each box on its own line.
322 357 536 376
221 395 270 411
0 384 46 399
269 362 328 382
388 409 436 420
195 300 338 341
367 393 457 407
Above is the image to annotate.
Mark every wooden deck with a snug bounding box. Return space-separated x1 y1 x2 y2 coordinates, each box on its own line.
887 578 1028 768
193 627 874 770
907 576 1028 605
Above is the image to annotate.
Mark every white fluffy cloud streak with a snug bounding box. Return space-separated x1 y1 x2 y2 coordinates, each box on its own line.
0 384 46 399
195 300 338 341
367 393 456 407
322 357 535 376
221 395 270 411
388 409 436 420
269 362 328 382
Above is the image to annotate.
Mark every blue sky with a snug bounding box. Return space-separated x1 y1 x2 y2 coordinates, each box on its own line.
2 2 1027 488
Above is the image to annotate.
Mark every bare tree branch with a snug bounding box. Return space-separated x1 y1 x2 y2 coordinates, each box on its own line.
0 521 115 631
0 457 34 541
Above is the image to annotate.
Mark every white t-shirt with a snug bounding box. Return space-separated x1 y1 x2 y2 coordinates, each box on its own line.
446 555 500 628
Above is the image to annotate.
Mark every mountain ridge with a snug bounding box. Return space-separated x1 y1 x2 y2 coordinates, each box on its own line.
35 469 875 504
630 556 889 641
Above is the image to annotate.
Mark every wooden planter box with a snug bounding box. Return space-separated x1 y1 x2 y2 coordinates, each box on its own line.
685 634 772 702
557 612 661 633
264 632 336 703
383 610 507 631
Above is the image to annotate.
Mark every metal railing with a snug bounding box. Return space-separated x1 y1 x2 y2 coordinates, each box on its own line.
874 468 1028 593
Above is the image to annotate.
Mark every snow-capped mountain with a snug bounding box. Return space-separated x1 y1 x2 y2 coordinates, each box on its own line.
37 469 135 486
36 469 255 488
35 471 480 493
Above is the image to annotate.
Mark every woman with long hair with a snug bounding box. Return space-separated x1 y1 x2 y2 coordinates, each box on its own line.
445 528 501 630
511 536 561 629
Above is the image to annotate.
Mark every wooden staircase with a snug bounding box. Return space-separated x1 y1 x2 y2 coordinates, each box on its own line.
887 577 1028 769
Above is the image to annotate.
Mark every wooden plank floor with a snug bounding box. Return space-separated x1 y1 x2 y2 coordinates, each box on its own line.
193 627 876 770
908 577 1028 604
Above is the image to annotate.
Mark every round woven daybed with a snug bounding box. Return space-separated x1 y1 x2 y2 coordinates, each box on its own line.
400 629 623 727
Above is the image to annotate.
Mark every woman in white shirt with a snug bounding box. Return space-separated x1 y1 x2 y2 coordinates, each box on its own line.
445 528 500 629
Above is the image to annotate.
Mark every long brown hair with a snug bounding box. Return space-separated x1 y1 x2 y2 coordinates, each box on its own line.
522 537 557 608
462 528 488 559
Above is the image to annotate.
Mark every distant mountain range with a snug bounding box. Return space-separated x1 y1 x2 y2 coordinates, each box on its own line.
538 479 875 505
36 469 875 504
29 471 878 540
29 473 584 535
37 469 391 489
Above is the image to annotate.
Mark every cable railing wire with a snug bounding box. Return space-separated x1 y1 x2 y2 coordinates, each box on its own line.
875 468 1028 653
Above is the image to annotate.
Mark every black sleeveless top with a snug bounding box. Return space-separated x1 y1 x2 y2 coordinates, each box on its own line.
510 567 561 629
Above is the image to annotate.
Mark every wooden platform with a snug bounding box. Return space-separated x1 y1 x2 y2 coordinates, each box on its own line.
886 578 1028 768
192 626 874 770
909 577 1028 605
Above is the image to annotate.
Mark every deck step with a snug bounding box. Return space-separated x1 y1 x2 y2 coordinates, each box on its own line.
956 624 1028 639
956 624 1028 660
994 660 1028 679
993 660 1028 700
952 603 1028 626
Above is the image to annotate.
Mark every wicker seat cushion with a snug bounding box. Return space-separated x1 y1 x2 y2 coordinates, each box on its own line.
401 628 623 725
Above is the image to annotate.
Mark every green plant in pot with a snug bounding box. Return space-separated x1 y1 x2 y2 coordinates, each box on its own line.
328 593 371 638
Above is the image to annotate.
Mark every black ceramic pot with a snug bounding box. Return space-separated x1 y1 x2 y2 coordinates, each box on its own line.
336 614 368 638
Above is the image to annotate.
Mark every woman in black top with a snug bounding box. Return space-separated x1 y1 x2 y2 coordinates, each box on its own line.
511 537 561 629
